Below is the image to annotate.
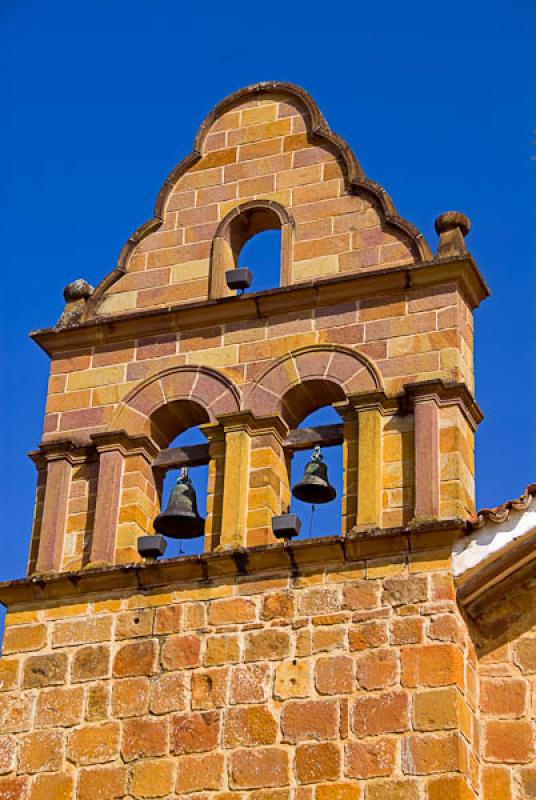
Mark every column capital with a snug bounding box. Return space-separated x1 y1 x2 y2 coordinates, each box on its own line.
90 430 159 462
404 379 483 431
215 411 289 442
335 390 396 419
30 438 92 468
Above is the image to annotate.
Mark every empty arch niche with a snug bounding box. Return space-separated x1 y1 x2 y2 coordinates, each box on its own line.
209 200 293 298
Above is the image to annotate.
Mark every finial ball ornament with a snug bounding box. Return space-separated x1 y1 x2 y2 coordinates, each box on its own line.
63 279 94 303
435 211 470 237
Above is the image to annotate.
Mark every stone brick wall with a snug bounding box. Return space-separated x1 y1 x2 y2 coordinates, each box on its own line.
0 539 481 799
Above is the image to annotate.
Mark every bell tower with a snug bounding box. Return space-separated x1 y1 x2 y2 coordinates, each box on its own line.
0 83 489 799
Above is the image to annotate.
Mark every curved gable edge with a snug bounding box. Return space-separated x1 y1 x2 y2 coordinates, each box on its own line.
85 81 433 320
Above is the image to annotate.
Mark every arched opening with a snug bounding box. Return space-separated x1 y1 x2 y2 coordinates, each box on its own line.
159 426 208 558
210 201 292 298
238 228 282 293
149 399 212 558
288 404 344 540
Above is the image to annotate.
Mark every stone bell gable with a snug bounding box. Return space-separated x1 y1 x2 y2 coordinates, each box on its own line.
29 81 487 574
85 81 430 319
6 81 529 800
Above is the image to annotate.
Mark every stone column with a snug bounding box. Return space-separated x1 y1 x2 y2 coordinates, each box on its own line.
336 392 392 532
89 431 158 566
215 412 288 550
32 441 86 573
413 396 440 521
200 422 226 553
406 380 482 523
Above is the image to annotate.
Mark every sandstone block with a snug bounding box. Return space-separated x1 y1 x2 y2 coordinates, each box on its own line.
130 758 175 798
315 655 353 695
67 722 120 765
0 661 19 693
229 747 289 789
86 683 109 722
171 711 220 755
153 605 182 634
484 719 533 763
18 730 63 773
513 637 536 674
274 660 311 699
224 705 277 747
192 667 228 710
2 625 47 654
150 673 185 715
298 588 340 616
113 640 157 677
35 686 84 728
122 717 168 761
22 653 67 689
77 765 128 800
208 598 256 625
230 663 269 704
262 592 294 620
295 741 341 784
205 635 240 666
316 784 362 799
112 676 150 718
427 775 475 800
161 634 201 670
0 776 28 798
352 691 409 737
413 687 464 732
401 644 464 688
356 649 398 690
367 780 419 800
345 738 397 779
176 751 225 793
382 576 428 606
343 582 380 610
349 621 388 652
0 735 15 774
71 645 109 682
244 629 290 661
27 773 73 800
281 699 338 743
116 609 154 639
402 732 461 775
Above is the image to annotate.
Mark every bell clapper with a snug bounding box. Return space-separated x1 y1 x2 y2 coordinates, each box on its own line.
308 504 316 538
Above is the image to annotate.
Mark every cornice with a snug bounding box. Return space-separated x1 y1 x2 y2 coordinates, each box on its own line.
31 257 489 358
0 520 466 609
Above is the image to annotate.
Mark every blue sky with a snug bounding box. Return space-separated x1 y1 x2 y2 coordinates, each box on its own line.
1 1 534 579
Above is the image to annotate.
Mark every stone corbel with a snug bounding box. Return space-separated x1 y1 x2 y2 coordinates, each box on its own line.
89 430 159 566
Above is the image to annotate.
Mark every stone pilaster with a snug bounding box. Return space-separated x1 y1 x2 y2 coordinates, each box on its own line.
30 440 88 573
90 431 159 566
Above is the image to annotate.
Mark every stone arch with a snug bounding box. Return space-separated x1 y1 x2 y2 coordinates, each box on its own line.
109 365 241 446
210 199 294 298
244 344 382 426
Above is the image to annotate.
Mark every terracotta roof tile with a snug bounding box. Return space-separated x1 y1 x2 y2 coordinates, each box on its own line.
470 483 536 529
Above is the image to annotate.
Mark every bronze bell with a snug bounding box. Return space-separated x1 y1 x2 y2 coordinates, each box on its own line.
153 467 205 539
292 446 336 505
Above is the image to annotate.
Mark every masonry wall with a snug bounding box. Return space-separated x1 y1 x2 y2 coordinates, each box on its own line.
0 542 480 800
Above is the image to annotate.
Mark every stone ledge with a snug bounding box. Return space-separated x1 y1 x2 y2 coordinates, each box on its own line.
0 519 466 608
31 257 489 357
